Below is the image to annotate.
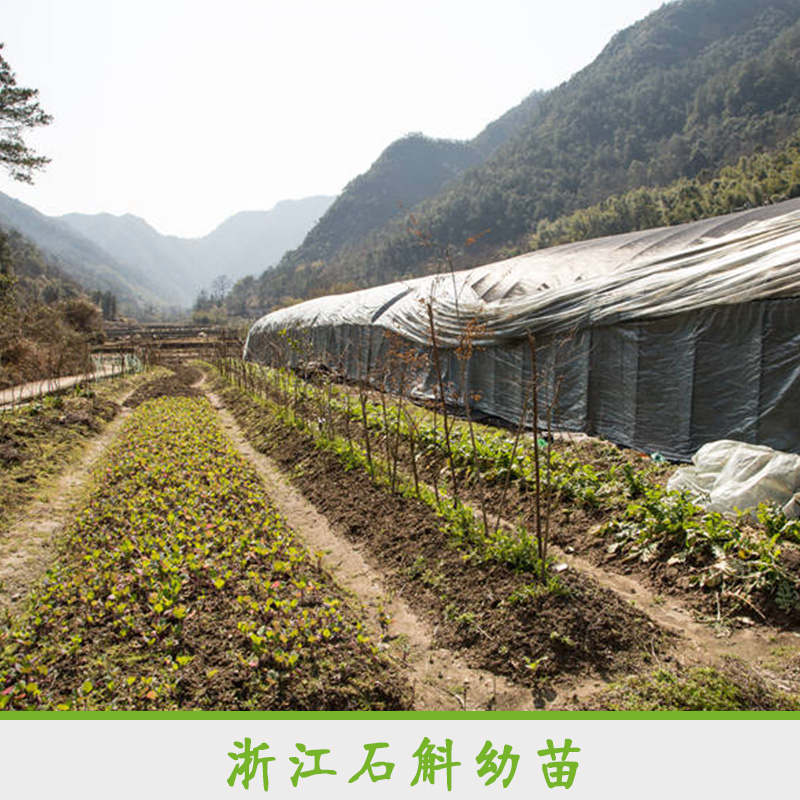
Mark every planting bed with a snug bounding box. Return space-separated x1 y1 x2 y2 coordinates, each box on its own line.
210 367 668 700
0 387 408 710
123 365 203 408
4 358 799 711
207 358 800 708
218 359 800 628
0 370 165 535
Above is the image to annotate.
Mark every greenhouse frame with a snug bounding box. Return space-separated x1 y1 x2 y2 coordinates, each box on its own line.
244 198 800 461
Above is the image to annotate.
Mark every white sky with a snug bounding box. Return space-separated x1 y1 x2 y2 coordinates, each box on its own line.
2 0 668 238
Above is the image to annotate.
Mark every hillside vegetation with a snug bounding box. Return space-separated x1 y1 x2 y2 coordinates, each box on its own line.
280 92 545 283
0 192 335 313
526 130 800 251
0 192 169 315
0 228 105 388
243 0 800 311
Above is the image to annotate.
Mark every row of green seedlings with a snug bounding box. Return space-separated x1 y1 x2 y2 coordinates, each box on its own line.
214 331 568 585
349 391 800 619
232 323 651 508
354 358 800 618
217 323 646 543
0 395 373 710
217 340 800 618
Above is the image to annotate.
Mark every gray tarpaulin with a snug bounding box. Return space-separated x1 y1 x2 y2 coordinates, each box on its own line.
244 198 800 461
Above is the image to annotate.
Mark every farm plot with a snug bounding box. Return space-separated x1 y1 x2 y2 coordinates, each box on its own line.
216 359 800 628
209 362 671 702
209 359 800 709
0 394 409 710
0 369 166 536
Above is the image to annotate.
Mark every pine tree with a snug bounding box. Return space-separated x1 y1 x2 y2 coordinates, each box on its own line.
0 43 52 183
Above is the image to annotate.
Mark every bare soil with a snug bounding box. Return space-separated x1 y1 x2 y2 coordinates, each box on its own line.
208 368 800 708
205 388 538 710
0 388 135 612
123 374 203 408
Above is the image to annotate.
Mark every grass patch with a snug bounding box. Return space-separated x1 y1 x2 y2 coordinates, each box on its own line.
594 659 800 711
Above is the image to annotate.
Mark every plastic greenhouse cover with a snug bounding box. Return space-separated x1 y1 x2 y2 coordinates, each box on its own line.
247 198 800 349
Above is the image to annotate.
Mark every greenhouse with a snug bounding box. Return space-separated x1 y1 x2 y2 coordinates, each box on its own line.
244 198 800 461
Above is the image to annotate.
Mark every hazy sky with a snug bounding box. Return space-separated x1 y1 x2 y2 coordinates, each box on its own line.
2 0 669 238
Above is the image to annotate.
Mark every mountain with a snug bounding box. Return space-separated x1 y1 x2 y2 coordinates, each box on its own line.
56 212 193 307
249 0 800 310
286 136 486 270
0 192 171 313
186 196 335 285
262 93 545 303
0 225 84 308
60 196 334 307
0 192 333 314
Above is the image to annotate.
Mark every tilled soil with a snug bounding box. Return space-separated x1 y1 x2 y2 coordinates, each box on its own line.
123 374 203 408
216 382 667 697
300 381 800 630
10 363 800 710
549 504 800 629
206 391 541 710
1 374 412 711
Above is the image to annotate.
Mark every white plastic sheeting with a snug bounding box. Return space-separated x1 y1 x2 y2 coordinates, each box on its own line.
245 198 800 461
250 199 800 346
667 440 800 517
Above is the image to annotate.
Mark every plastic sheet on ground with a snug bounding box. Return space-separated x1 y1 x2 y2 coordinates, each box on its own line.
667 440 800 517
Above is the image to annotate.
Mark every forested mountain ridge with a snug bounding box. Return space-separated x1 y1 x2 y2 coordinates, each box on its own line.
0 227 107 388
0 193 334 313
280 92 546 274
526 130 800 250
245 0 800 312
285 136 484 270
183 196 335 288
58 212 192 306
0 226 84 307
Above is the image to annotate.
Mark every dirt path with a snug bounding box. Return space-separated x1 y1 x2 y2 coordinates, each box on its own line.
546 543 800 703
557 545 798 663
204 385 540 710
0 372 539 710
0 404 134 613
